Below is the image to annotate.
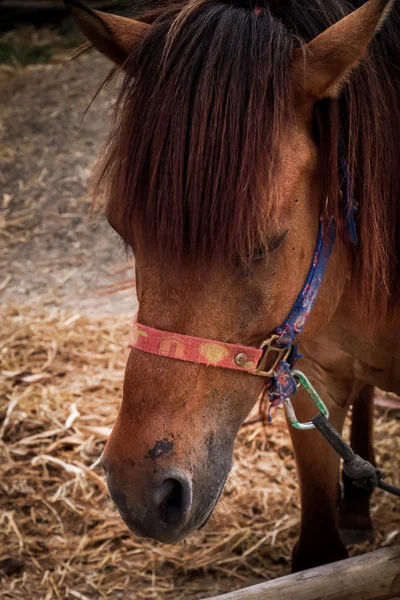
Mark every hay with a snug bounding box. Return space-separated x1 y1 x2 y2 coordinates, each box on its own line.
1 303 399 599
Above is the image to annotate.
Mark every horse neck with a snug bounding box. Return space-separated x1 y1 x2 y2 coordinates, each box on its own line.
305 281 400 396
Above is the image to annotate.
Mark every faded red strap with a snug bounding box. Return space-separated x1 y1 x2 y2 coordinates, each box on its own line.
129 321 262 374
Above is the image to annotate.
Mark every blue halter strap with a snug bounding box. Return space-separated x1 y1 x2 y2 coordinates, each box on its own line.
258 153 358 420
258 217 336 419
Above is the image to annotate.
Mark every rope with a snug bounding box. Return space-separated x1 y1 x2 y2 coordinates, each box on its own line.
311 413 400 497
378 480 400 497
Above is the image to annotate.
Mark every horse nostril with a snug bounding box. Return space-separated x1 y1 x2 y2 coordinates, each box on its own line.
154 476 192 525
105 469 194 540
100 456 107 474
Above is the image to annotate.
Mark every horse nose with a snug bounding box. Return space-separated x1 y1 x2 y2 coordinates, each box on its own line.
106 469 193 541
153 474 193 525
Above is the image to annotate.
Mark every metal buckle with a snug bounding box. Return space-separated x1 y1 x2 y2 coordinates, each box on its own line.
254 334 291 378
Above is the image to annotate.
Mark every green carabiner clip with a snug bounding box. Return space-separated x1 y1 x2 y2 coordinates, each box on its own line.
284 369 329 430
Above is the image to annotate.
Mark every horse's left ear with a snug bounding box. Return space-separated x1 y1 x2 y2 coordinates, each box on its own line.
64 0 149 66
292 0 393 107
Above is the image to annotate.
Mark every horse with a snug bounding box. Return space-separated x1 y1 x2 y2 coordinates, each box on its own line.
66 0 400 572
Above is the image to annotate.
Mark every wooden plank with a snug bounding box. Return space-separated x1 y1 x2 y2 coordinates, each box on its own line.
205 547 400 600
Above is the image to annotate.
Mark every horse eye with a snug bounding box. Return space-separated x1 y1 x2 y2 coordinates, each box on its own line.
269 229 288 251
251 246 268 261
251 230 288 261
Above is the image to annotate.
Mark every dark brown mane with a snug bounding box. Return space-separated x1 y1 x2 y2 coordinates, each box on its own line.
96 0 400 324
97 0 297 261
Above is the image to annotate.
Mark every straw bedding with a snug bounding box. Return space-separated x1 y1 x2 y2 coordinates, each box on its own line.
1 303 399 599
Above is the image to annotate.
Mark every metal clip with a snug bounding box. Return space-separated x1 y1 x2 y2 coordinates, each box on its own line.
284 369 329 430
254 334 291 378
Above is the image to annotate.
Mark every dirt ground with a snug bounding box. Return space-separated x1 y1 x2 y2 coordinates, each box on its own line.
0 35 136 314
1 25 400 600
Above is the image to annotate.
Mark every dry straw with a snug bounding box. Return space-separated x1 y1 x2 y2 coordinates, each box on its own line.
1 303 399 599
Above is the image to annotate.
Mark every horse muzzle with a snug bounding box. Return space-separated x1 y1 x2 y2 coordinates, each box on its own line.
102 455 229 543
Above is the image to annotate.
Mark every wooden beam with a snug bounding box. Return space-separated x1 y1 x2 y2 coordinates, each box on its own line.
205 547 400 600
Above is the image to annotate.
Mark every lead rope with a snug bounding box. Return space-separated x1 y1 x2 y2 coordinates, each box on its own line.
285 370 400 498
312 413 400 497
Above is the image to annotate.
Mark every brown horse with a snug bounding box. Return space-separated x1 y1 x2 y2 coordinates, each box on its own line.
66 0 400 571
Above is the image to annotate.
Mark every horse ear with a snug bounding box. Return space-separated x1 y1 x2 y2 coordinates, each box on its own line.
64 0 149 66
292 0 392 107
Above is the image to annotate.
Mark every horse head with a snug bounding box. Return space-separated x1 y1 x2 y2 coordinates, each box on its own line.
66 0 391 543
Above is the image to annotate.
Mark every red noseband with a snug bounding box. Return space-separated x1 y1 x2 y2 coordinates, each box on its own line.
129 320 264 374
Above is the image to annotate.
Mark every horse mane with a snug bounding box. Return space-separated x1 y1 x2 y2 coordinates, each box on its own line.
96 0 400 325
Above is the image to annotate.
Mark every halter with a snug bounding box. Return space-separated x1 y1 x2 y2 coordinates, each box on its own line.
129 216 336 414
129 155 356 419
